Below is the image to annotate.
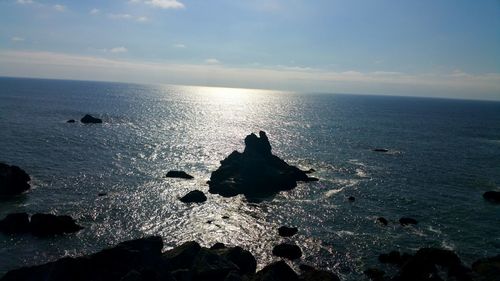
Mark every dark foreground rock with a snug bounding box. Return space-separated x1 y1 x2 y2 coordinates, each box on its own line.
272 243 302 260
0 213 83 236
368 247 482 281
1 237 338 281
483 191 500 203
278 226 298 237
166 171 194 179
0 163 31 196
180 190 207 203
0 213 30 233
80 114 102 124
472 255 500 281
208 131 317 201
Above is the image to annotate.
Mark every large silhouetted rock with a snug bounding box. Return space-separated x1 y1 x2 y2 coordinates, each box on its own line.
81 114 102 124
165 171 194 179
0 163 31 196
272 243 302 260
208 131 317 201
1 236 339 281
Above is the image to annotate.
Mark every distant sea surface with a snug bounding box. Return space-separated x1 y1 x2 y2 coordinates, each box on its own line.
1 77 499 280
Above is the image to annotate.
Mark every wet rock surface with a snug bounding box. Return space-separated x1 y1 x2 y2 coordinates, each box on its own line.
208 131 317 201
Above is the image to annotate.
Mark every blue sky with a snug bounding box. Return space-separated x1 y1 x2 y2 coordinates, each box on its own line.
1 0 499 100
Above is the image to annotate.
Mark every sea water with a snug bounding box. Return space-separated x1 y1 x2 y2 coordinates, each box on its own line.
1 77 499 280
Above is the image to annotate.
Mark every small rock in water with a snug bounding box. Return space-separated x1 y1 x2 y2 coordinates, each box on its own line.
30 213 84 236
98 192 107 197
166 170 194 179
483 191 500 203
278 226 298 237
272 243 302 260
80 114 102 124
377 217 388 226
66 119 76 123
180 190 207 203
222 215 230 219
373 148 389 152
348 196 355 202
0 162 31 196
399 217 418 226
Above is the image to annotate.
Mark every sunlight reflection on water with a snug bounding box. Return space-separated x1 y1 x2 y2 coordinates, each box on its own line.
1 80 500 281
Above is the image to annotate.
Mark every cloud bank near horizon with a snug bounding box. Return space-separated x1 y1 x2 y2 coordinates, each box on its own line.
1 50 498 100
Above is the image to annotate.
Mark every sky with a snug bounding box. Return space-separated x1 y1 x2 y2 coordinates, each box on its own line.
0 0 499 100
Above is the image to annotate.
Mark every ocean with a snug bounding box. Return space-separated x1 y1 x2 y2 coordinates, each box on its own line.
1 77 499 280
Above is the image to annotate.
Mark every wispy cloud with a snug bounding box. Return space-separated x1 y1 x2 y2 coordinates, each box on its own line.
16 0 34 5
109 47 128 53
90 8 100 15
11 37 25 42
172 43 186 48
131 0 184 9
205 58 220 64
53 4 65 12
1 50 499 100
108 13 148 22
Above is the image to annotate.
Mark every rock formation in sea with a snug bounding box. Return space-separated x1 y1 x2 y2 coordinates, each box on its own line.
0 236 340 281
0 163 31 196
179 190 207 203
208 131 317 201
0 213 83 236
166 171 194 179
80 114 103 124
278 226 298 237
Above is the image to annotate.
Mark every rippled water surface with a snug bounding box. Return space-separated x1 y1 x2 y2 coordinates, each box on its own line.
1 77 500 280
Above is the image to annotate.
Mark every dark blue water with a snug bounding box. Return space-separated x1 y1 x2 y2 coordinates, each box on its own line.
1 77 499 280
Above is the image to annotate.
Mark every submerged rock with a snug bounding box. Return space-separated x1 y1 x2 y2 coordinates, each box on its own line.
278 226 298 237
0 163 31 196
165 171 194 179
208 131 317 201
347 196 355 202
80 114 102 124
483 191 500 203
66 119 76 123
373 148 389 152
179 190 207 203
272 243 302 260
399 217 418 226
30 213 83 236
